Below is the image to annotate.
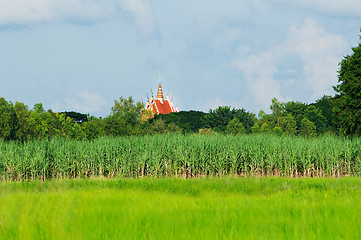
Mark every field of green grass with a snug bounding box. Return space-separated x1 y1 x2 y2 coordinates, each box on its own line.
1 177 361 239
1 134 361 180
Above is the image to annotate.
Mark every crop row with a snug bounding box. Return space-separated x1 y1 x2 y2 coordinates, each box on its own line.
1 134 361 180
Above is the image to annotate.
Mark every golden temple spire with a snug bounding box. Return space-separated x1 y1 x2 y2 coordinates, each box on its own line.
157 74 164 100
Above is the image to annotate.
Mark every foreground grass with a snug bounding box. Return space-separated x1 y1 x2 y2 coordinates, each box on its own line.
0 177 361 239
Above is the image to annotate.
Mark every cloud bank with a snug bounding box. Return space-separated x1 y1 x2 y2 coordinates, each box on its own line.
116 0 157 35
271 0 361 16
232 18 347 110
0 0 108 26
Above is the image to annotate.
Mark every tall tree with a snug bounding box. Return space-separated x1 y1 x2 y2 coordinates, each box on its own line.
0 98 18 140
333 30 361 135
14 101 31 141
105 97 144 136
270 97 284 127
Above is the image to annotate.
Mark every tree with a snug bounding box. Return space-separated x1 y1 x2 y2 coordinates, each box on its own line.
14 101 31 141
61 111 88 124
226 117 245 135
303 105 327 134
311 95 335 133
205 106 255 133
270 97 284 127
105 97 144 136
251 122 261 134
272 127 283 136
260 122 271 134
0 98 18 140
280 114 297 136
146 119 182 134
33 103 45 114
300 118 316 137
111 97 144 125
82 117 105 140
152 111 207 133
333 30 361 135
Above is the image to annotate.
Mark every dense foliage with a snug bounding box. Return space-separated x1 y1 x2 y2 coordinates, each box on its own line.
0 94 336 141
333 30 361 135
1 134 361 181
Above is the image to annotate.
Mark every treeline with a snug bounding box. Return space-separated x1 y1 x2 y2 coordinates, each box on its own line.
0 94 337 142
154 95 335 137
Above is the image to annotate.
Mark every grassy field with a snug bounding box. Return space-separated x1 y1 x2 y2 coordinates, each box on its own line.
1 134 361 180
1 177 361 239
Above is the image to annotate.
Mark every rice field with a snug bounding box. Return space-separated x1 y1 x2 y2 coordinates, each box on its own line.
0 177 360 239
1 134 361 180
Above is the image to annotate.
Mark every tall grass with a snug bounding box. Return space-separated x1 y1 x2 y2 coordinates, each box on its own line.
1 134 361 180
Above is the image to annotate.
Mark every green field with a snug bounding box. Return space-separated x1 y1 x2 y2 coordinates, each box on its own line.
1 134 361 180
1 177 361 239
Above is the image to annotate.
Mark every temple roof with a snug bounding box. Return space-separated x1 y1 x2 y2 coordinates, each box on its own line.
145 80 178 117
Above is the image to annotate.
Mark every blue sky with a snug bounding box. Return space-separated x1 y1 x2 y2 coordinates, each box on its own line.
0 0 360 117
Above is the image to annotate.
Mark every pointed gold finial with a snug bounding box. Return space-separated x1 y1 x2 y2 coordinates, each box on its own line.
157 82 164 100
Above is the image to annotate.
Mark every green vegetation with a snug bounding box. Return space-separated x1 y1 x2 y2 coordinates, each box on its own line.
0 177 360 239
1 134 361 181
333 30 361 135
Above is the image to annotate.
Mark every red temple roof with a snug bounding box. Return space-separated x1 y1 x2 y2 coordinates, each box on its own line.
145 81 178 117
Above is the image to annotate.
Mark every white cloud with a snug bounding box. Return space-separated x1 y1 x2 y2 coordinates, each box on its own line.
232 18 347 109
284 18 347 98
53 89 106 114
0 0 108 26
117 0 156 35
271 0 361 16
232 46 282 110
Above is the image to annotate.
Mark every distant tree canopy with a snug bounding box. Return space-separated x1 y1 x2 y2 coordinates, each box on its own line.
61 111 88 123
0 93 348 141
333 30 361 135
152 111 207 133
204 106 256 133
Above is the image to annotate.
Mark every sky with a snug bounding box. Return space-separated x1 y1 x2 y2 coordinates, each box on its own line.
0 0 360 117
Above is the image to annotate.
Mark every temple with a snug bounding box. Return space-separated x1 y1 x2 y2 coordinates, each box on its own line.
145 80 178 117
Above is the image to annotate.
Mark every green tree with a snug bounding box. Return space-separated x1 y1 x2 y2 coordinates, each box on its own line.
82 117 105 140
33 103 45 114
14 101 32 141
311 95 336 133
226 117 245 135
111 97 144 125
153 111 207 133
105 97 144 136
272 127 283 136
300 118 316 137
205 106 255 133
280 114 297 136
303 105 327 134
260 122 271 134
251 122 261 134
333 30 361 135
270 97 285 127
146 119 182 134
0 98 18 140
